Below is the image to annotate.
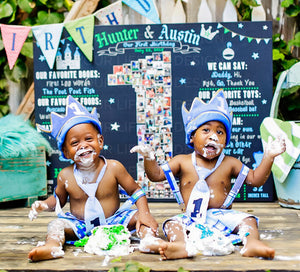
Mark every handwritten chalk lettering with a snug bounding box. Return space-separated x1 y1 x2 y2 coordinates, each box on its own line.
135 41 148 47
218 62 231 70
46 106 65 113
79 96 101 106
211 71 232 80
248 193 260 198
232 117 243 125
202 80 215 87
68 87 82 95
35 71 48 80
227 79 243 86
135 49 145 54
207 62 217 70
123 42 134 47
54 88 67 95
234 71 242 78
61 80 71 87
233 61 247 70
78 70 100 79
233 148 244 155
249 106 257 112
46 81 59 87
42 88 53 95
243 89 261 98
244 79 255 86
240 134 245 140
83 87 96 95
198 90 211 99
242 156 251 164
49 71 77 79
216 80 225 87
95 28 139 48
247 134 256 140
73 80 85 87
50 97 67 106
158 24 200 45
235 141 252 148
37 98 50 106
219 90 241 99
242 127 253 132
223 149 232 155
232 127 241 133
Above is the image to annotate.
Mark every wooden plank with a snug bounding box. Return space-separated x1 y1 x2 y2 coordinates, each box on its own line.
17 0 100 120
0 202 300 271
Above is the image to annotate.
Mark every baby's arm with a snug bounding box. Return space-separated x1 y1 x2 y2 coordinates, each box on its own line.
130 144 166 182
115 159 158 233
246 136 286 187
28 170 68 221
28 195 56 221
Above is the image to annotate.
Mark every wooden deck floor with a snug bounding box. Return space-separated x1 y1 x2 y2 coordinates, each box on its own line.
0 201 300 272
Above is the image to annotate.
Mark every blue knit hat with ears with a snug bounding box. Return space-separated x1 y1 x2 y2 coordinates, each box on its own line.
37 95 102 158
181 89 232 149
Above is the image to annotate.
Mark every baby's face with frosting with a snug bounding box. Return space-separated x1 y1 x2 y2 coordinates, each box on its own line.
62 123 103 167
190 121 226 160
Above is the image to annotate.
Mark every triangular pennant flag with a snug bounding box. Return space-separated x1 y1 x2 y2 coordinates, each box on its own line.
224 28 230 34
256 38 261 44
64 15 94 62
247 37 253 43
122 0 160 24
231 32 237 38
239 35 245 41
94 1 122 25
264 38 270 44
217 23 223 29
32 23 64 69
1 24 31 70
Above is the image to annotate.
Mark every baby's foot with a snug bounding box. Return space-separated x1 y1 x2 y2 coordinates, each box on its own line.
241 240 275 259
158 241 190 260
28 245 64 262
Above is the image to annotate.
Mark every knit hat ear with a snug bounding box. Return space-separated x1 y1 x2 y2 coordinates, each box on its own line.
37 95 102 158
182 89 232 148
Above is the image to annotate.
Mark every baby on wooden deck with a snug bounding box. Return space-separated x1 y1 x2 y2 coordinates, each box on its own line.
28 95 158 262
131 89 286 260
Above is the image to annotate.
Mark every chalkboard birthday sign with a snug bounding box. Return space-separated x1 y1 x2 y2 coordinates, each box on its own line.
34 21 274 202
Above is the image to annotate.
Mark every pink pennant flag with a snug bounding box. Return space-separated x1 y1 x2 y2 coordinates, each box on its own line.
1 24 31 70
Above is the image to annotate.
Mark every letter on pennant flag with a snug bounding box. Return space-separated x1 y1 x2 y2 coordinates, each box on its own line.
32 23 64 69
94 1 123 25
64 15 94 62
122 0 160 24
0 24 31 70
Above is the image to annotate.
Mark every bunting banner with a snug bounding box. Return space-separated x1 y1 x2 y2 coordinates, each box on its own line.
94 1 122 25
0 24 31 70
64 15 95 62
32 23 64 69
122 0 160 24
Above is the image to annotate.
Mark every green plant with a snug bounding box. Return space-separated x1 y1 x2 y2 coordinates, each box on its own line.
0 0 74 117
232 0 300 120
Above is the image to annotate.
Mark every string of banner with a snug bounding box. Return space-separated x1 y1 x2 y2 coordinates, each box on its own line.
0 0 270 71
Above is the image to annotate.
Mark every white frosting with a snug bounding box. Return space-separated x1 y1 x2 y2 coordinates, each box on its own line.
186 223 234 256
84 225 132 257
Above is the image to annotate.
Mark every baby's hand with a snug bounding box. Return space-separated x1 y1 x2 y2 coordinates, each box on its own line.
130 145 155 161
28 201 48 221
265 136 286 158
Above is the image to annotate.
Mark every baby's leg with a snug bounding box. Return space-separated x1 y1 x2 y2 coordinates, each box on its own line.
28 219 73 262
238 217 275 259
157 220 191 260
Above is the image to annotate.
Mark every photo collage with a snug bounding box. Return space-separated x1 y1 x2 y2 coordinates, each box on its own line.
108 51 173 199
